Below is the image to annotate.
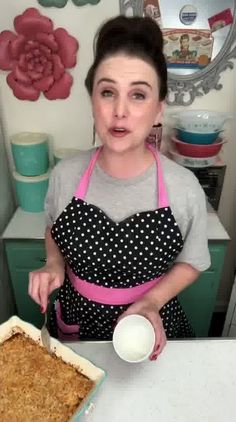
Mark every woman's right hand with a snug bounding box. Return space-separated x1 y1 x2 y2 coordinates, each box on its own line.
28 261 65 313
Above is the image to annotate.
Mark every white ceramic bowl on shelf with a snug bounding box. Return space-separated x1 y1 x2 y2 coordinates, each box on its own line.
112 315 155 363
169 149 219 168
170 110 232 133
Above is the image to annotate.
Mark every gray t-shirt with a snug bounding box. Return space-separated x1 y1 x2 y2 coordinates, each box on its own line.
45 149 211 272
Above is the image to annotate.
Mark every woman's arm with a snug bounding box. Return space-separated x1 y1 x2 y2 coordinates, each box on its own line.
141 262 200 311
44 226 65 267
28 227 65 312
121 263 200 360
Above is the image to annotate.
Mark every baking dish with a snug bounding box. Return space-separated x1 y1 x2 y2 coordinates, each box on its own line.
0 316 106 421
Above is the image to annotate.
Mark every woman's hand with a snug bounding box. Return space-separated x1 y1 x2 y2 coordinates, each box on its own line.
118 298 166 360
28 261 65 313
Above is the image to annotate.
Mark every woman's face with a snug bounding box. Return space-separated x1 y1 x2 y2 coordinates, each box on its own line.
91 54 164 154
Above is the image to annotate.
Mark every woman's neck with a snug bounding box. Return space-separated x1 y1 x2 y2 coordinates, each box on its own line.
98 144 155 179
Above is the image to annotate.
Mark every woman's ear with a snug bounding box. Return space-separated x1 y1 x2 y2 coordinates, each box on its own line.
154 100 165 125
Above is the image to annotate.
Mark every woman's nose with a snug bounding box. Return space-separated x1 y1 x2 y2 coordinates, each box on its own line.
114 96 128 119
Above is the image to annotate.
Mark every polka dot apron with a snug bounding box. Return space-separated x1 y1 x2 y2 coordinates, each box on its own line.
50 144 194 341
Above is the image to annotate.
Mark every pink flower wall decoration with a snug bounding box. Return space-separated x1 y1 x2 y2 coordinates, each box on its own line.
0 8 79 100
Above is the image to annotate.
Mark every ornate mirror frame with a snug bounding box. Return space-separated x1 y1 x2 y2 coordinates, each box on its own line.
119 0 236 106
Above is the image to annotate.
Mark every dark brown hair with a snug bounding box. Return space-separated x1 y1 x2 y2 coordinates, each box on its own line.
85 15 167 100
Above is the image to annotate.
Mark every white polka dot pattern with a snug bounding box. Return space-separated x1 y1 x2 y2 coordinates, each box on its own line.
48 197 194 340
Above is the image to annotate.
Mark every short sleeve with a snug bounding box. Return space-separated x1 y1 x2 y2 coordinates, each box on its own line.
175 184 211 272
44 167 58 228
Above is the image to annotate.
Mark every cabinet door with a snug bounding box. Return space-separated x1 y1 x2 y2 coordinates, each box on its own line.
179 243 227 337
5 241 46 328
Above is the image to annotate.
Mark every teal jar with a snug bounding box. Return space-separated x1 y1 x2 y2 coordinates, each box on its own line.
13 171 50 212
11 132 49 176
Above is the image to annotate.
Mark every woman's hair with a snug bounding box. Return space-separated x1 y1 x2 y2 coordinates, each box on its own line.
85 15 167 100
180 33 189 42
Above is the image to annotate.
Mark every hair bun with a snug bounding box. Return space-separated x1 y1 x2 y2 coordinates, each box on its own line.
95 16 164 57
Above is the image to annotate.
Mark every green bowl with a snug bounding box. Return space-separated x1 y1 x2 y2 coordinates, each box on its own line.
11 132 49 176
13 171 49 212
176 128 222 145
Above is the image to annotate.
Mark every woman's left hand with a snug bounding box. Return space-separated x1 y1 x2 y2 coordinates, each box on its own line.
118 298 166 360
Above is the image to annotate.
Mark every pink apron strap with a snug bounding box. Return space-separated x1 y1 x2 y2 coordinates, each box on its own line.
74 148 102 199
74 144 169 208
67 266 163 306
146 143 169 208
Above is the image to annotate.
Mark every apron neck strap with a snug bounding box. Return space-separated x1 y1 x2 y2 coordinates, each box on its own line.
74 144 169 208
75 147 102 199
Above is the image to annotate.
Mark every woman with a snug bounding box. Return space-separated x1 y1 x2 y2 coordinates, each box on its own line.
29 16 210 360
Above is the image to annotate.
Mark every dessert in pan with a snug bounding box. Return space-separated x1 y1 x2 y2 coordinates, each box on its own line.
0 317 106 422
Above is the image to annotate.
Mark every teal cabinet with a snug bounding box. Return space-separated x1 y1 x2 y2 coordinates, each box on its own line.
5 241 46 328
5 240 227 335
179 242 227 337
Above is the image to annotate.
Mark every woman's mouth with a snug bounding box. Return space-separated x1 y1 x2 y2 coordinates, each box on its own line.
109 127 130 138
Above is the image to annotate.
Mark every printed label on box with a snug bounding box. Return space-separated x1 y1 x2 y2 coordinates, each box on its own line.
208 8 233 32
143 0 162 28
162 28 214 68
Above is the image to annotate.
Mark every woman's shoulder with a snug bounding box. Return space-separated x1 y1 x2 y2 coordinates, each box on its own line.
160 153 201 186
52 148 95 179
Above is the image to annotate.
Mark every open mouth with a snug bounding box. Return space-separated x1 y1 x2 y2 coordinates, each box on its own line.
109 127 130 137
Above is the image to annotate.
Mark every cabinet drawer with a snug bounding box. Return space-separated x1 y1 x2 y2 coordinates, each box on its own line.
5 241 46 269
207 244 227 273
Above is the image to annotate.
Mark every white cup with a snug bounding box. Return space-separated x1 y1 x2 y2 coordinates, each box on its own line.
112 314 155 363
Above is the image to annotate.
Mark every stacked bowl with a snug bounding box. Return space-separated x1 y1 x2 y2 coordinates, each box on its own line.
169 110 231 167
11 132 50 212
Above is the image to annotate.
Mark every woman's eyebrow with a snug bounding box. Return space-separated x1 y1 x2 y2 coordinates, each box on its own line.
131 81 152 89
96 78 152 89
96 78 115 85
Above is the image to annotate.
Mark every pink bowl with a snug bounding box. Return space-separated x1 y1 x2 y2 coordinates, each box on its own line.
172 137 226 158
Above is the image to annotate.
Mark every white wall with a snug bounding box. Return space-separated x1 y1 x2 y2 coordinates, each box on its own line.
0 0 235 309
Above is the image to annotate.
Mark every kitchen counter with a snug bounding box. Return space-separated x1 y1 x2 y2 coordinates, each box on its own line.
67 339 236 422
2 207 230 241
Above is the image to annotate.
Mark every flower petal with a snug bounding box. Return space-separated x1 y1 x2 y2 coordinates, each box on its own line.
44 72 73 100
14 8 53 37
0 31 17 70
38 0 68 7
53 28 78 68
36 33 58 52
12 64 31 85
33 75 54 92
9 35 26 60
52 54 64 80
7 72 40 101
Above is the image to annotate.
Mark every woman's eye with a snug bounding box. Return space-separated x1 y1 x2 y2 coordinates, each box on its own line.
101 89 114 97
132 92 145 100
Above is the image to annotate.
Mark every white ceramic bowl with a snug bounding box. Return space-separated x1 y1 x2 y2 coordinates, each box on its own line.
170 110 232 133
112 315 155 363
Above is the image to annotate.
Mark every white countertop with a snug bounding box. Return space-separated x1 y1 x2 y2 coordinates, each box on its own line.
2 207 230 241
67 339 236 422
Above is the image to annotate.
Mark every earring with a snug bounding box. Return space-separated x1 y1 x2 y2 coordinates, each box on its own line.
92 124 96 146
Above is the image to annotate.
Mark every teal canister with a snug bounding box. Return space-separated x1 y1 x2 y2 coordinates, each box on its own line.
11 132 49 176
13 171 50 212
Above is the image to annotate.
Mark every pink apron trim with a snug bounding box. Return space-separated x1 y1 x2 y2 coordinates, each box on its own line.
74 144 169 209
56 300 80 340
67 266 163 306
148 144 169 209
75 148 102 199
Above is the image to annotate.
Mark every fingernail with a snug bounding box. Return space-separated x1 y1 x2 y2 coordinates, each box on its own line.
151 354 158 361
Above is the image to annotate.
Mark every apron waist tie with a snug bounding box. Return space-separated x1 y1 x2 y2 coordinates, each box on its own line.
67 266 162 306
